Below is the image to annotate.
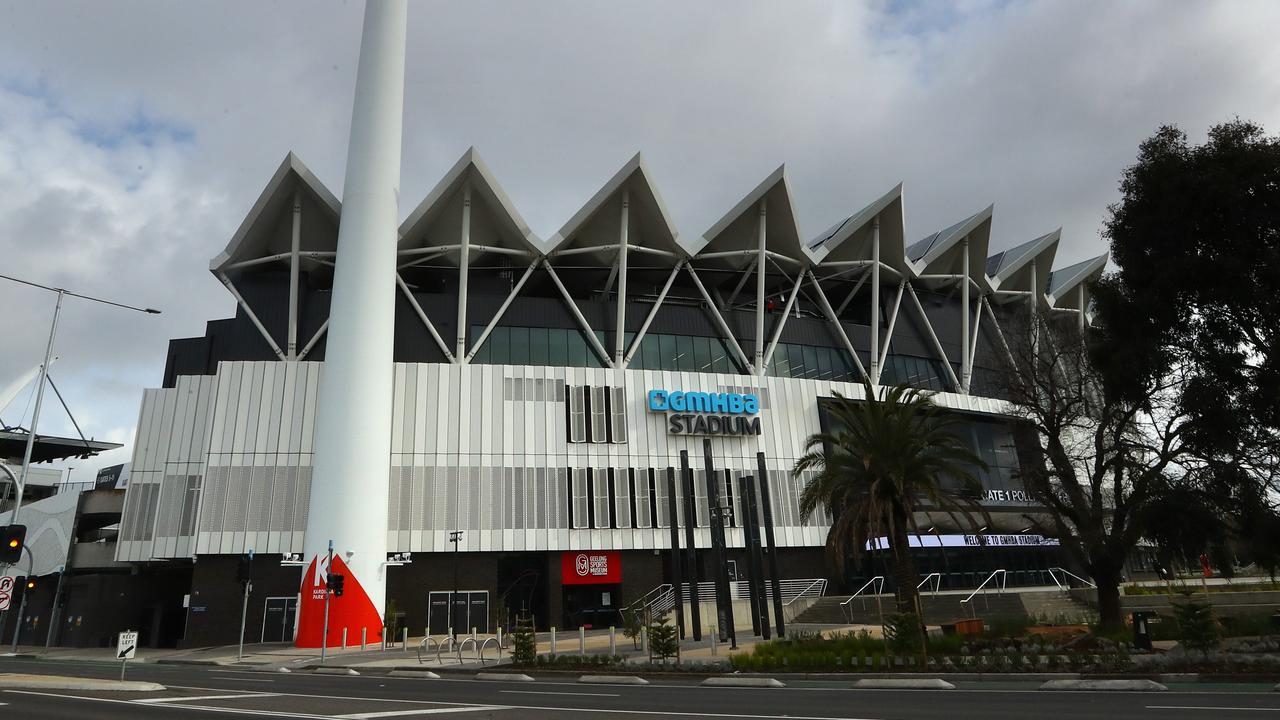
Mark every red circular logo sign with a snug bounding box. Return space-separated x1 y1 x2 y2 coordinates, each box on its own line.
574 553 590 577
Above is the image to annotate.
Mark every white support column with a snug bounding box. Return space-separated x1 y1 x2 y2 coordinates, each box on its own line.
1078 283 1086 332
806 269 869 383
870 218 881 384
1029 260 1039 354
755 199 767 371
397 274 456 362
455 184 472 362
297 319 329 360
298 0 407 648
545 261 613 368
615 187 630 366
217 272 287 360
726 266 754 309
762 270 805 372
288 188 302 358
982 296 1017 369
685 265 755 374
960 236 971 394
905 284 962 390
968 294 984 376
621 261 682 369
878 280 906 372
834 269 870 316
467 259 541 363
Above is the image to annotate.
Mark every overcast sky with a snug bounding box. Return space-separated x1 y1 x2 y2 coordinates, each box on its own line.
1 0 1278 481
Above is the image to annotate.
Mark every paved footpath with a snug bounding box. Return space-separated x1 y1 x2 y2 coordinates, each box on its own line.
0 654 1278 719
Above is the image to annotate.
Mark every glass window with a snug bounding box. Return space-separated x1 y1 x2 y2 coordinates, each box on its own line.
548 328 569 366
490 327 511 365
815 346 834 380
659 334 679 371
772 343 791 378
567 329 588 368
693 336 713 373
529 328 549 366
802 345 819 379
508 327 529 365
675 335 695 372
712 339 734 374
640 335 659 371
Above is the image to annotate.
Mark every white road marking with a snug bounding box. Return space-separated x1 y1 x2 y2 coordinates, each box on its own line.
1 690 331 719
138 692 281 703
501 690 620 697
1146 702 1274 707
334 708 506 718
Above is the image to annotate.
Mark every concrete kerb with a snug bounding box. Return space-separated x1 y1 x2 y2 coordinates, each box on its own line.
852 678 956 690
580 675 649 685
314 667 360 676
1040 679 1168 692
702 677 786 688
389 670 441 679
0 674 166 692
477 672 535 682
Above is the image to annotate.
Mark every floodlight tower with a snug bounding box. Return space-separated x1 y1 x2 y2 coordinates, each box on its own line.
295 0 407 648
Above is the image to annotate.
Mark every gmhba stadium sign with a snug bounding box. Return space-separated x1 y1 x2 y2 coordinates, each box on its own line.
647 389 762 436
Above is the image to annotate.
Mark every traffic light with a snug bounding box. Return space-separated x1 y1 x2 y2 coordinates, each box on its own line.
25 579 35 591
236 554 252 586
0 525 26 564
328 573 345 597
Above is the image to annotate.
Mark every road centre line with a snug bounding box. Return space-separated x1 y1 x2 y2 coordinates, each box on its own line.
1152 702 1280 707
138 692 281 703
501 690 620 697
334 707 507 718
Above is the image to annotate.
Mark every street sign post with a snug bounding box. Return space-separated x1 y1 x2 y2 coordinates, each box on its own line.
117 630 138 680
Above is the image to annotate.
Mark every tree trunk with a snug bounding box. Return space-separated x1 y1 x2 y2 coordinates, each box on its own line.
1094 566 1125 632
889 522 922 616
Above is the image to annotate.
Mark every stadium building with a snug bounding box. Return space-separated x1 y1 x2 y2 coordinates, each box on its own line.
115 149 1107 647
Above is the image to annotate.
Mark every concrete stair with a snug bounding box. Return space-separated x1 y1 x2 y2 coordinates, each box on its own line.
794 588 1095 626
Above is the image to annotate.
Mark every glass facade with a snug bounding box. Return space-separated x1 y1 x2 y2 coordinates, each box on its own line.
469 325 962 395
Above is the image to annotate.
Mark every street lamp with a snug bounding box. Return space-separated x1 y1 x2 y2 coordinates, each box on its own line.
448 530 463 639
0 273 160 529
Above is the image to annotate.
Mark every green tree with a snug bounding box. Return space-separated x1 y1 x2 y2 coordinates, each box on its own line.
793 381 988 627
510 613 537 665
1094 120 1280 564
999 314 1194 632
1171 593 1219 653
647 613 679 664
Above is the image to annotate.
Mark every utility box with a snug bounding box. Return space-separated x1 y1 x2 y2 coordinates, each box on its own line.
1131 611 1155 650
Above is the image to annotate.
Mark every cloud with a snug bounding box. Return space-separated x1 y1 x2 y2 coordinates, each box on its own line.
0 0 1278 479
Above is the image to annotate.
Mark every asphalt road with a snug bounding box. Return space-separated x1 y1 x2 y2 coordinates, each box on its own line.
0 657 1277 719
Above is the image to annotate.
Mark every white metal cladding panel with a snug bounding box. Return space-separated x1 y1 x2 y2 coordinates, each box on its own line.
148 360 1012 558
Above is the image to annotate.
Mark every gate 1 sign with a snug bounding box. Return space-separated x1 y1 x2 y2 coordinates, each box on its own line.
561 551 621 585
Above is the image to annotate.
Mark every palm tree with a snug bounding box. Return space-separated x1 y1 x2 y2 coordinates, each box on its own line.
794 381 989 623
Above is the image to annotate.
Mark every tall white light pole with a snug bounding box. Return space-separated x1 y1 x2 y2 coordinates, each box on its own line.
296 0 407 647
0 273 160 528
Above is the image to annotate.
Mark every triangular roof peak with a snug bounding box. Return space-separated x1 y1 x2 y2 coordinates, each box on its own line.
209 152 342 273
694 165 807 268
807 183 907 273
398 147 540 257
907 204 993 282
543 152 683 262
986 228 1059 302
1047 252 1109 310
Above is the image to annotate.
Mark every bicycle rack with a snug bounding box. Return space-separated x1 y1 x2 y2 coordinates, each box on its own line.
478 636 501 665
457 636 479 664
416 636 439 665
435 635 455 664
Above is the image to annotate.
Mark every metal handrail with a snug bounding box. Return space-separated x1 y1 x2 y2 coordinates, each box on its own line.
416 635 438 664
478 636 501 665
781 578 828 606
960 569 1007 616
916 572 942 595
1048 567 1096 590
839 576 884 622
